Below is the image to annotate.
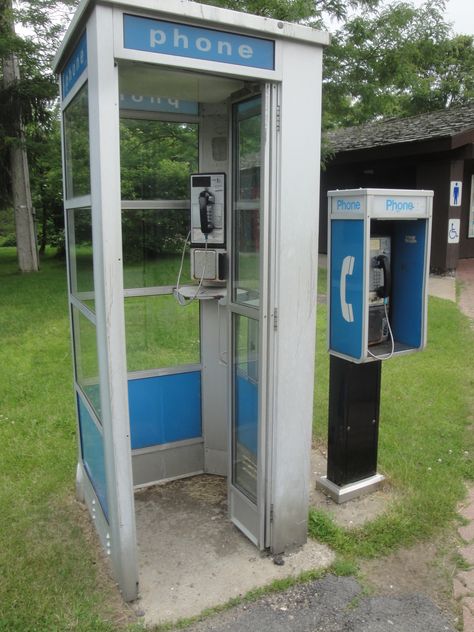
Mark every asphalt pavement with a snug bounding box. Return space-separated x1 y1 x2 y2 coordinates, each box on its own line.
179 575 455 632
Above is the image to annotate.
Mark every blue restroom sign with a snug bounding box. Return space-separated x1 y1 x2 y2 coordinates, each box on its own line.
450 181 462 207
123 14 275 70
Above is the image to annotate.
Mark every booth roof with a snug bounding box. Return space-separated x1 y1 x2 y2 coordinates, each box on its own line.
326 102 474 154
53 0 330 73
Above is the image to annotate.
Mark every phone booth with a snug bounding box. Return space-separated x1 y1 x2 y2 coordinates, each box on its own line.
54 0 329 604
318 189 433 502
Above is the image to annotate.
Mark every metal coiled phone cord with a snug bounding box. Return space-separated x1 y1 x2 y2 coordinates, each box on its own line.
174 231 208 306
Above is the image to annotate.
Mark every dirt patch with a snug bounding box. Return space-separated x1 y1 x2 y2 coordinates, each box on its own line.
359 533 460 619
310 447 460 619
136 473 227 507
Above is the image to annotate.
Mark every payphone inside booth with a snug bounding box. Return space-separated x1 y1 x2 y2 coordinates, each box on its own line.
189 172 227 284
55 0 328 606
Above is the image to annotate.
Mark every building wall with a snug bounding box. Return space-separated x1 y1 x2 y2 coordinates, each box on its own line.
460 160 474 259
319 159 417 254
416 160 451 272
320 149 474 272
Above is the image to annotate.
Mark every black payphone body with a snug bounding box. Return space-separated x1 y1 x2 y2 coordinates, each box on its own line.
368 236 391 346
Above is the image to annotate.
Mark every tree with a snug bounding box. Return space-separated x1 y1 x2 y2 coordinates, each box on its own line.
29 114 64 254
3 0 472 267
323 0 474 128
3 50 38 271
120 120 199 259
1 0 39 270
199 0 380 26
0 0 75 271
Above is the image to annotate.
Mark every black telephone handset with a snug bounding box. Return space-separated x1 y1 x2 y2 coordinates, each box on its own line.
199 189 215 235
375 254 391 300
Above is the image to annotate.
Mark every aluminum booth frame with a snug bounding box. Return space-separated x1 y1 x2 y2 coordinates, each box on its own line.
54 0 329 601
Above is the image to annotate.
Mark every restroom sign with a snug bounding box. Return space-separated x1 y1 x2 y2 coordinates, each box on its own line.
450 181 462 207
448 219 460 244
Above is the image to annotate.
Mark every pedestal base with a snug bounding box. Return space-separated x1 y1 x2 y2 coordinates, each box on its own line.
316 473 385 504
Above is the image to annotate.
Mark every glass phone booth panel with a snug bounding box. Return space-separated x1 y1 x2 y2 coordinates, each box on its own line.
229 91 268 546
118 64 204 482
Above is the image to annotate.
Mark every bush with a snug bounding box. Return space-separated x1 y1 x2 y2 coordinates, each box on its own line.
0 232 16 247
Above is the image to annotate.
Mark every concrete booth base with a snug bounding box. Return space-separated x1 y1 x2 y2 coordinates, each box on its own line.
133 474 334 626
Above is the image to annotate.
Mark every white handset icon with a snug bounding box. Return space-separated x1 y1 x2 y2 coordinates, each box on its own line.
340 256 355 323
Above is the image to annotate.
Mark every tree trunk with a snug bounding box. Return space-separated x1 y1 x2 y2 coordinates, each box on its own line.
3 51 39 272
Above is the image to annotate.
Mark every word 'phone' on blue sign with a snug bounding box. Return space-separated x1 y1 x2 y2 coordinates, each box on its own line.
62 31 87 100
123 14 275 70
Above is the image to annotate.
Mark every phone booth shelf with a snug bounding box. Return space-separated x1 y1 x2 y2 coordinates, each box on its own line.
54 0 329 610
318 188 433 504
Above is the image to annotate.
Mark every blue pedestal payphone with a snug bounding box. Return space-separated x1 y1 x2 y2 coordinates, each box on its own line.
328 189 433 363
318 189 433 503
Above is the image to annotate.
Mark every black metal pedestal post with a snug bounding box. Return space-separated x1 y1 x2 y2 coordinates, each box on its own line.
317 355 384 502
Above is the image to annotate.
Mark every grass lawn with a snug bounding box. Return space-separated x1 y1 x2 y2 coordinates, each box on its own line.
0 248 137 632
0 247 473 630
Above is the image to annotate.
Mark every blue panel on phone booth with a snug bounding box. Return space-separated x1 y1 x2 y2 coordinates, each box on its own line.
236 373 258 456
77 395 108 519
61 31 87 99
330 220 365 360
128 371 202 449
391 220 426 348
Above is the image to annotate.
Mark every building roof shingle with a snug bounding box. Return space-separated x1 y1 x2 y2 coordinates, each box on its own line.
326 102 474 154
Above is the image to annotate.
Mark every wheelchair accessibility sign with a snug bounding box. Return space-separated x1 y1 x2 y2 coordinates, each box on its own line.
448 218 460 244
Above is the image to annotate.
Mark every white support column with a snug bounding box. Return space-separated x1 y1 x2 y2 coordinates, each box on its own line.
87 5 139 601
269 41 324 553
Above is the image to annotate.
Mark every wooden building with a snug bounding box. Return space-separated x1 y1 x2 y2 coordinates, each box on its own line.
320 103 474 272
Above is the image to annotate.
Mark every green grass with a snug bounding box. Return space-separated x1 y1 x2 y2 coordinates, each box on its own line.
1 246 473 630
317 263 327 295
123 252 193 289
125 294 199 371
0 248 134 632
